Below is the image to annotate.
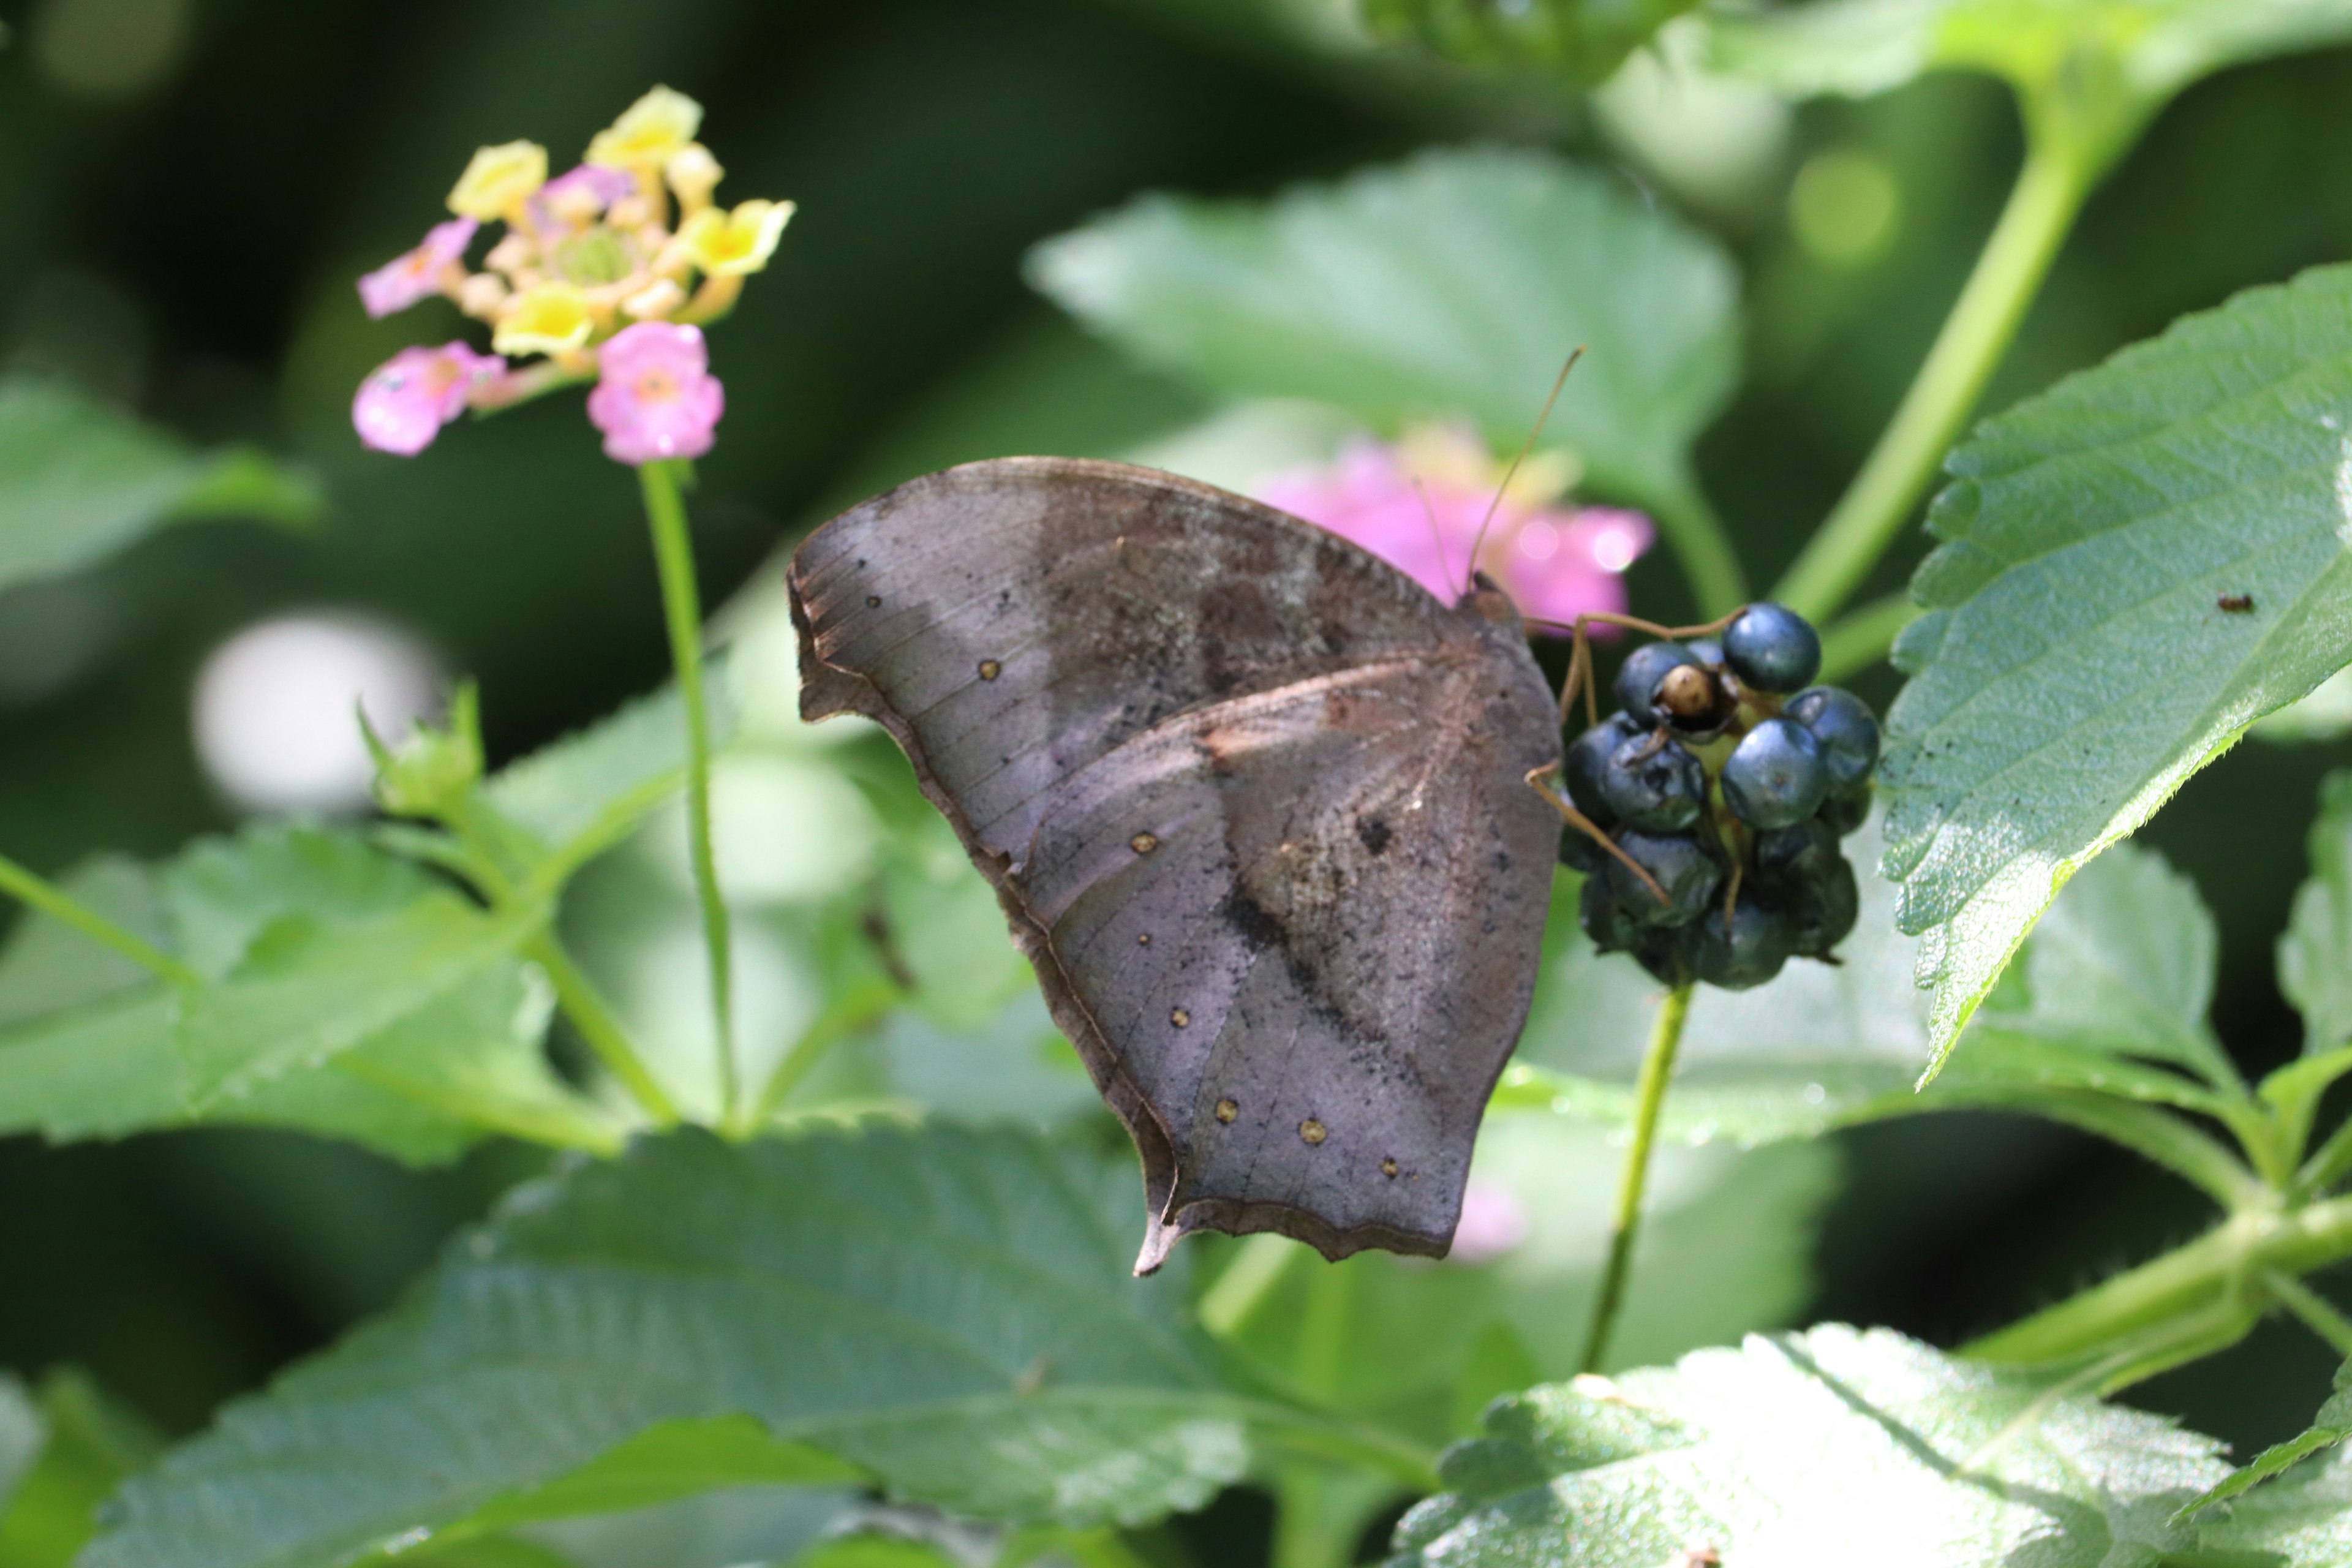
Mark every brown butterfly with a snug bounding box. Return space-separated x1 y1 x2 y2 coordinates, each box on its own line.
789 457 1562 1273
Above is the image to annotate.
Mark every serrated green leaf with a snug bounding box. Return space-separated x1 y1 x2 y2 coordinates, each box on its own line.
2280 771 2352 1058
1708 0 2352 142
1027 146 1738 511
0 828 588 1162
0 377 318 591
1389 1324 2226 1565
2188 1441 2352 1565
1879 263 2352 1074
2253 663 2352 741
83 1126 1265 1568
1359 0 1702 83
2176 1352 2352 1521
0 1372 158 1568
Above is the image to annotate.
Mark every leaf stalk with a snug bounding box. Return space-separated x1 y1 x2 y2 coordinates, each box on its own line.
1582 981 1694 1373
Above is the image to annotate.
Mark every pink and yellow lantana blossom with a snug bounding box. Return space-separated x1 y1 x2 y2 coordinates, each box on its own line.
350 86 791 462
1254 424 1653 634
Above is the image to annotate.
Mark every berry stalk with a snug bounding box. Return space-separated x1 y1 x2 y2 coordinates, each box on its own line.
1581 981 1694 1373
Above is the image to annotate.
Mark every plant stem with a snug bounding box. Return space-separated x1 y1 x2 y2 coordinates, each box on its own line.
1966 1196 2352 1368
524 930 680 1127
1815 592 1920 682
1771 135 2094 623
2265 1270 2352 1356
1651 480 1747 619
0 851 201 989
1582 982 1694 1373
638 458 736 1123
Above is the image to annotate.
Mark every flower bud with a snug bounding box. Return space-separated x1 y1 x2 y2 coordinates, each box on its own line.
666 143 724 211
367 683 484 819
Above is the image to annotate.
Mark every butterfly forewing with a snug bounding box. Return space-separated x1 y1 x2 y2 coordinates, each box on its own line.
789 458 1562 1271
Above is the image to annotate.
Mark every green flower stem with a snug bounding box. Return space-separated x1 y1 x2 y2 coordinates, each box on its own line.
1771 135 2095 623
2297 1108 2352 1198
1815 592 1921 683
1652 479 1747 619
523 930 680 1127
638 458 736 1123
1581 982 1694 1373
0 850 201 989
1966 1195 2352 1370
2264 1269 2352 1356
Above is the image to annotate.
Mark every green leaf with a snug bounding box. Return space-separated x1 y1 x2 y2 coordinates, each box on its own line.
2189 1441 2352 1565
1708 0 2352 164
1390 1324 2228 1565
1358 0 1702 83
0 1381 37 1520
0 827 589 1163
1879 263 2352 1074
2253 663 2352 742
2176 1352 2352 1521
2281 771 2352 1058
0 1373 159 1568
83 1126 1265 1568
1027 146 1738 511
483 669 739 872
0 377 318 591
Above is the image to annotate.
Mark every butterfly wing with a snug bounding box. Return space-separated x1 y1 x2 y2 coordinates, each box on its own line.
790 457 1562 1270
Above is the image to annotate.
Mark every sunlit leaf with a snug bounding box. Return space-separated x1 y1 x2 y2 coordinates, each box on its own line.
0 377 318 591
1390 1325 2226 1565
2190 1441 2352 1566
1028 146 1738 511
81 1126 1265 1568
1878 264 2352 1072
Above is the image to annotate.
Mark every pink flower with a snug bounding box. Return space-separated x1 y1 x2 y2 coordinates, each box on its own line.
1256 432 1653 634
586 322 725 465
1448 1178 1529 1264
352 342 503 456
356 218 478 319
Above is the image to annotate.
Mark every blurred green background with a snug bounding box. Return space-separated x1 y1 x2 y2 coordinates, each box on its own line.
6 0 2352 1537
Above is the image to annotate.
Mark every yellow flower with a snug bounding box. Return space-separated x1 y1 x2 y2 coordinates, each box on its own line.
665 143 725 212
677 199 794 277
586 86 703 169
493 282 594 355
448 140 548 221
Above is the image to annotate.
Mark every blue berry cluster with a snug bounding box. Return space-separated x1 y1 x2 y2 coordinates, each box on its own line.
1561 603 1880 991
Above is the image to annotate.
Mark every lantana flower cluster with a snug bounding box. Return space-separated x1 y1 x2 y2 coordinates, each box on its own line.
1256 424 1652 632
352 86 788 465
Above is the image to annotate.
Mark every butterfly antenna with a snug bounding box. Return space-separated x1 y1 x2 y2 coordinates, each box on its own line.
1466 345 1585 595
1412 477 1455 595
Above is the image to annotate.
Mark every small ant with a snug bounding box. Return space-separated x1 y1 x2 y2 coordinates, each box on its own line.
2218 593 2255 614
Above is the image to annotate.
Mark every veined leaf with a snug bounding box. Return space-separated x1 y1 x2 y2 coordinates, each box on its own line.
1027 146 1738 513
0 377 318 592
2280 771 2352 1057
1389 1324 2227 1565
1878 263 2352 1073
0 827 588 1163
81 1126 1263 1568
2189 1441 2352 1566
2176 1352 2352 1521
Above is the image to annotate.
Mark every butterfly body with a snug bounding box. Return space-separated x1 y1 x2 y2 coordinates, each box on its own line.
790 458 1561 1272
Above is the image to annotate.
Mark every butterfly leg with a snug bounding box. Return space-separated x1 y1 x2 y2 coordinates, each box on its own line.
1525 764 1666 902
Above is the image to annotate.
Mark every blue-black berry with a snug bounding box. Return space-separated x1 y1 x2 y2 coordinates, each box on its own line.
1605 831 1724 927
1687 896 1793 990
1564 712 1642 824
1785 686 1880 791
1753 818 1839 884
1613 642 1700 719
1787 856 1860 958
1685 636 1724 668
1817 781 1871 837
1721 718 1829 829
1578 873 1640 952
1724 603 1821 694
1599 732 1707 831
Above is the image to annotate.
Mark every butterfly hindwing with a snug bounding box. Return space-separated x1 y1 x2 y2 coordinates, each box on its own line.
790 458 1562 1270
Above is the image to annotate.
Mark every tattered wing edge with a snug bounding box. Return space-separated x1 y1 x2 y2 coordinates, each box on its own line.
785 470 1461 1275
